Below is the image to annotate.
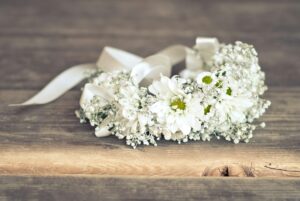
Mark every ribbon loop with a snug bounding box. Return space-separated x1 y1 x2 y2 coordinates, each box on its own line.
97 46 142 71
80 83 114 108
195 37 219 64
182 37 219 79
131 54 171 86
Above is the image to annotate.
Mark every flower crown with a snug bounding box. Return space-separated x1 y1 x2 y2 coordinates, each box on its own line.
12 37 271 148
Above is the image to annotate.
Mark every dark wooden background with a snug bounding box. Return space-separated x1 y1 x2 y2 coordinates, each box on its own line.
0 0 300 200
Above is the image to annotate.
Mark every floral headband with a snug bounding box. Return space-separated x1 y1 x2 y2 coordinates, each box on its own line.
12 37 271 148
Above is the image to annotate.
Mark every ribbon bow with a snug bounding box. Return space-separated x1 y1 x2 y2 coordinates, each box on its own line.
11 37 219 107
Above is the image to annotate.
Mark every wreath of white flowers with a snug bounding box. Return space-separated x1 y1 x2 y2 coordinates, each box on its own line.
11 37 270 148
75 38 271 148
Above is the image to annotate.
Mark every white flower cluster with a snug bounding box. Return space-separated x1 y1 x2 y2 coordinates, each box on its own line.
76 41 270 148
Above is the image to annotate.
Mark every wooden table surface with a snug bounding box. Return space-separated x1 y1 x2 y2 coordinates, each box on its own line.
0 0 300 200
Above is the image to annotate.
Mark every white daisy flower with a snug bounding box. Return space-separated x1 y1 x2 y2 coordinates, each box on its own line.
149 75 204 139
216 86 253 123
196 72 217 88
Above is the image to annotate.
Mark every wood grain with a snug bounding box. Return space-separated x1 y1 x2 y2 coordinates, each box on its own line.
0 87 299 177
0 176 300 201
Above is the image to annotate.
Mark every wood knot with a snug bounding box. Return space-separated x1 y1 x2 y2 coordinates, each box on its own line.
203 164 255 177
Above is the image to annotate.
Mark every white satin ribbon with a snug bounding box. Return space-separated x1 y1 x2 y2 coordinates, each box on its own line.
182 37 219 78
10 47 143 106
11 37 218 107
79 45 189 110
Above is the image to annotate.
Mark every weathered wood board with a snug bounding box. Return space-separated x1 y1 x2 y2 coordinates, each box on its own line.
0 88 300 178
0 0 300 200
0 176 299 201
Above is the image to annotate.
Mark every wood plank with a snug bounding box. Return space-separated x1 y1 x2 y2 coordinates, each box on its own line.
1 0 299 36
0 87 299 177
0 0 299 88
0 176 299 201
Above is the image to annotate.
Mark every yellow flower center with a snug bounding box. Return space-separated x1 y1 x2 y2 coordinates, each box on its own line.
202 75 213 84
170 98 186 110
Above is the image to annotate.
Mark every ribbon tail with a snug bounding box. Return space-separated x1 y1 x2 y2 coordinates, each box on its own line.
10 63 97 106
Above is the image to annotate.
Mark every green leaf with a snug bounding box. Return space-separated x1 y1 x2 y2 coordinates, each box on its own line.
204 105 212 115
226 87 232 96
215 80 223 88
